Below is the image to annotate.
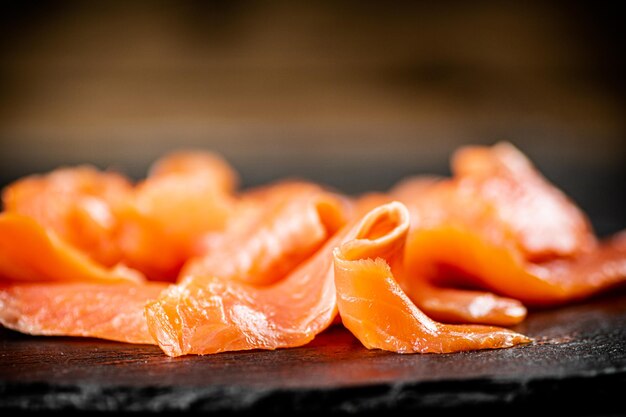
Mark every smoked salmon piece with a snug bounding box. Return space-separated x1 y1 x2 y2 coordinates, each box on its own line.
0 213 142 283
2 166 133 267
144 190 351 356
451 142 597 261
0 282 167 344
362 178 527 325
148 150 237 191
333 202 531 353
403 225 626 306
0 144 622 355
1 151 239 281
182 183 348 285
397 278 527 326
395 142 626 314
116 151 239 281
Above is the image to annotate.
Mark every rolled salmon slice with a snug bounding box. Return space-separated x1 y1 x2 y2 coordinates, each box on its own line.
0 282 167 344
0 213 143 283
376 176 527 326
333 202 531 353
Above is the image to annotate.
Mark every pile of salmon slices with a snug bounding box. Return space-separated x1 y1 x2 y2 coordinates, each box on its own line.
1 142 624 357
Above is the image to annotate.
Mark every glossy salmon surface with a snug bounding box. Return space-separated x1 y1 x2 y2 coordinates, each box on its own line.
182 182 348 286
145 189 349 356
394 142 626 321
2 166 133 267
0 282 167 344
333 202 531 353
0 213 142 284
0 143 623 356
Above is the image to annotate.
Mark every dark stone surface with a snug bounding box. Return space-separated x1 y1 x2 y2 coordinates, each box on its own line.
1 290 625 416
1 169 625 416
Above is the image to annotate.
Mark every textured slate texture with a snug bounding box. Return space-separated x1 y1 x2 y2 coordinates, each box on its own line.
1 290 625 416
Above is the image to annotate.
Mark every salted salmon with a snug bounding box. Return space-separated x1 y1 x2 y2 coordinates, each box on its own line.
396 278 527 326
2 166 133 267
145 189 349 356
182 183 348 285
395 142 626 314
0 282 167 344
115 151 238 281
333 201 531 353
0 144 622 356
451 142 597 260
2 151 240 282
0 213 142 283
403 224 626 306
359 178 526 325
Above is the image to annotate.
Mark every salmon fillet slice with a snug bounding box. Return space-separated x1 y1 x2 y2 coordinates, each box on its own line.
182 183 348 285
451 142 597 261
0 282 167 344
0 213 143 283
144 191 353 356
333 201 531 353
2 166 133 267
396 278 527 326
116 151 238 281
404 225 626 306
362 178 527 325
394 142 626 316
1 151 239 282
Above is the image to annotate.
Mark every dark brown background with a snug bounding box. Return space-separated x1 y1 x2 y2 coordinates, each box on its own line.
1 0 624 233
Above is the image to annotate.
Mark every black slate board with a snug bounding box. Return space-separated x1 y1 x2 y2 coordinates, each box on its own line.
1 290 625 416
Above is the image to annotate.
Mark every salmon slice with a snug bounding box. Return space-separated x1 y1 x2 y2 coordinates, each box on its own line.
148 150 237 191
333 202 531 353
376 177 526 325
145 193 359 356
0 213 143 283
133 150 237 242
182 185 348 285
0 282 167 344
398 278 527 326
2 151 239 282
395 142 597 261
404 225 626 306
2 166 133 267
451 142 597 261
116 151 238 281
394 142 626 309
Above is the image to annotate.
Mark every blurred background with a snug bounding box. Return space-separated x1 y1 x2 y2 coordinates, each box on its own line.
1 0 624 234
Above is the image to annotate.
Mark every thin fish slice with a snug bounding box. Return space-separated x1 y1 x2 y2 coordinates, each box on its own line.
391 179 528 324
0 282 167 344
182 185 347 285
145 193 360 356
117 151 238 281
333 201 531 353
451 142 597 261
2 166 132 267
396 143 626 307
0 213 142 283
404 225 626 306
